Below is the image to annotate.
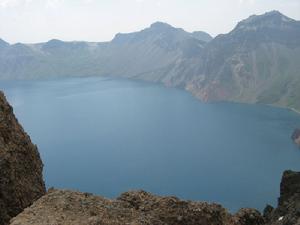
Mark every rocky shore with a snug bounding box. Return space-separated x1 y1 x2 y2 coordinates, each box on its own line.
0 90 299 225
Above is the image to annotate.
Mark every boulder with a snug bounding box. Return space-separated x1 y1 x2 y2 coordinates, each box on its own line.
291 129 300 146
234 208 265 225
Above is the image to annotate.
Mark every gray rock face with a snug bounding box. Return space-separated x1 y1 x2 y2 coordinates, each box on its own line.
0 91 46 225
235 208 265 225
265 170 300 225
292 129 300 146
279 170 300 206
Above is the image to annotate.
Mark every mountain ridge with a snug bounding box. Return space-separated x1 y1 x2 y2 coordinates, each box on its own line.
0 11 299 110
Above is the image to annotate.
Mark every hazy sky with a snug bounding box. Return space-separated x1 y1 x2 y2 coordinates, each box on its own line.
0 0 299 44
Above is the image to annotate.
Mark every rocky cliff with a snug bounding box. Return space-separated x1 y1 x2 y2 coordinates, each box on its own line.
0 91 46 225
180 11 300 111
264 170 300 225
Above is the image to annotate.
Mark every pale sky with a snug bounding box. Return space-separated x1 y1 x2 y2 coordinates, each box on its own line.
0 0 299 44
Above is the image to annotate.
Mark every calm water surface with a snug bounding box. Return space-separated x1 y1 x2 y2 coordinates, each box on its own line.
1 77 300 211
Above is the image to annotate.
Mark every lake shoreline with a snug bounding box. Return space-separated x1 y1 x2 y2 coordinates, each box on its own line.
184 84 300 117
1 75 300 117
289 107 300 115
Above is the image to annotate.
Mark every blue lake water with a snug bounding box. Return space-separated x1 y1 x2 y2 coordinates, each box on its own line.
1 77 300 212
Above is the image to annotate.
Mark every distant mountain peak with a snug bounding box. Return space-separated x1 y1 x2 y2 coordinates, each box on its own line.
150 21 174 30
46 39 64 44
247 10 293 22
235 10 296 31
0 38 9 48
261 10 284 17
41 39 67 51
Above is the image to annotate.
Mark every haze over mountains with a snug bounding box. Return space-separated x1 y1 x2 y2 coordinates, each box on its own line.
0 10 299 110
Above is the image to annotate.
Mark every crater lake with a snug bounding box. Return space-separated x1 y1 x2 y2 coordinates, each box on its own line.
1 77 300 211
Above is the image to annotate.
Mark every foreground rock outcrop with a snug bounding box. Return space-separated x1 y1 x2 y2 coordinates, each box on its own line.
9 171 300 225
10 189 265 225
264 170 300 225
292 129 300 146
0 91 46 225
